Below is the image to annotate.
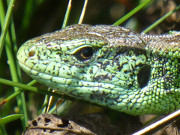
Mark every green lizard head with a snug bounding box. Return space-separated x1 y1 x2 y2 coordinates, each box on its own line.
17 24 180 115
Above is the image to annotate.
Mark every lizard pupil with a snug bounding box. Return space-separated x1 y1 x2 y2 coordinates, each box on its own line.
75 47 94 61
81 47 93 58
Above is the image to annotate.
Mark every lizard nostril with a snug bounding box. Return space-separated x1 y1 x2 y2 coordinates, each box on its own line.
137 65 151 88
28 50 35 57
28 46 36 57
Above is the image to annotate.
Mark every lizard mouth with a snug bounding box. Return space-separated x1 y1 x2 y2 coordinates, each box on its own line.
17 57 122 95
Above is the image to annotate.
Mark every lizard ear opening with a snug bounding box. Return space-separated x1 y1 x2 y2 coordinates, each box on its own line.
137 65 151 88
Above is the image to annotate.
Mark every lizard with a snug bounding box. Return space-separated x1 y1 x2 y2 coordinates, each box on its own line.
17 24 180 115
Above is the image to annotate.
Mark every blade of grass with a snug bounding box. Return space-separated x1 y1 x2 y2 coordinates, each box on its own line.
0 0 15 57
0 124 7 135
0 80 37 107
142 4 180 33
0 114 23 125
133 108 180 135
0 0 28 130
8 2 29 129
0 78 63 99
42 88 51 114
62 0 72 28
20 0 34 32
78 0 88 24
113 0 152 26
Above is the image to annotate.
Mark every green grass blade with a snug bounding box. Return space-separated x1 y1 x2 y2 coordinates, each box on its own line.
142 4 180 33
0 124 7 135
113 0 152 26
0 114 23 125
0 80 36 107
0 0 15 57
78 0 88 24
0 78 62 97
0 0 28 130
62 0 72 28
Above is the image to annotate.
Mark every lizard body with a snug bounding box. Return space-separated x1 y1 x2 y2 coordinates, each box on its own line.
17 24 180 115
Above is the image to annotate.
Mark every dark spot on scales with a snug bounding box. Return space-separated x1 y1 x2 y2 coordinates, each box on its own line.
115 47 147 57
94 74 112 82
46 43 52 47
43 52 47 56
57 119 69 128
32 120 38 126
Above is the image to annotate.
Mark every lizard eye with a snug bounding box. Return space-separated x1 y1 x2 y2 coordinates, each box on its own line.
74 46 94 61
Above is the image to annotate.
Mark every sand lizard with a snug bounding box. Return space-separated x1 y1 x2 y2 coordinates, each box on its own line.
17 24 180 115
